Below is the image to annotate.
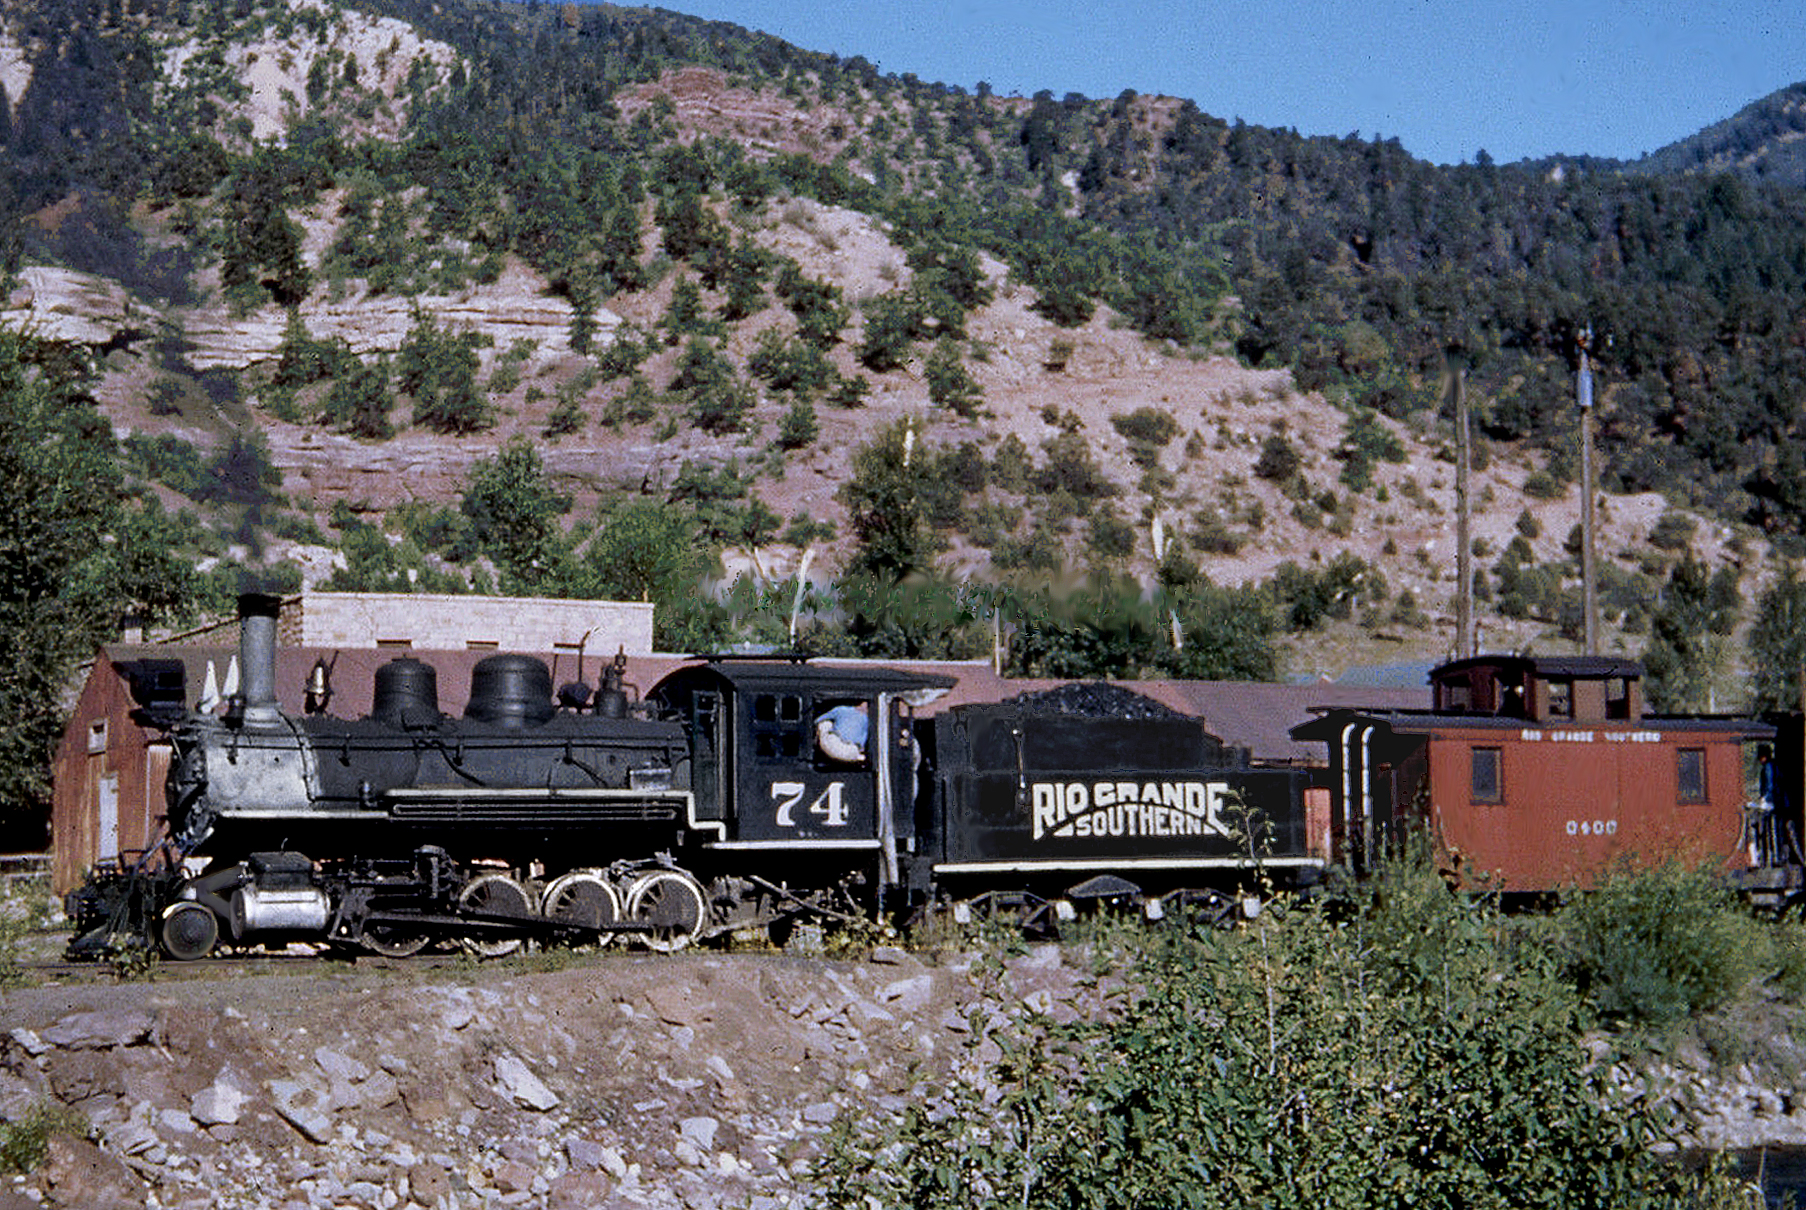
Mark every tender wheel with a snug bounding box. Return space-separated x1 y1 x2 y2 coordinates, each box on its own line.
458 873 533 958
159 901 219 961
360 922 432 958
624 870 708 952
541 870 621 940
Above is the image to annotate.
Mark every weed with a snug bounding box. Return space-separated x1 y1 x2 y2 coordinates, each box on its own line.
0 1101 88 1174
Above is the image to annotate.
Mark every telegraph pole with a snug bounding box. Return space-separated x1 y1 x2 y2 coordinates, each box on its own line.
1578 328 1598 655
1451 347 1473 659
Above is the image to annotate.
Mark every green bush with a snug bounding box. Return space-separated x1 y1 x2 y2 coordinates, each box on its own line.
0 1101 87 1174
816 847 1737 1209
1253 432 1300 481
1648 510 1698 552
1108 406 1179 447
1556 861 1765 1025
1523 468 1565 500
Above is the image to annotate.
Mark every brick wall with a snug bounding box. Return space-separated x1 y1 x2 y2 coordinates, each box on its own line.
279 594 655 654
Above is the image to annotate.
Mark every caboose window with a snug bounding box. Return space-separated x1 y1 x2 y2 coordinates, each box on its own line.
1470 747 1502 803
1546 679 1573 719
1677 748 1707 803
1605 677 1631 720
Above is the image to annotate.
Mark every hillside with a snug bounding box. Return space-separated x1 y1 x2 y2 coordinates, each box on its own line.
0 0 1800 704
1634 82 1806 185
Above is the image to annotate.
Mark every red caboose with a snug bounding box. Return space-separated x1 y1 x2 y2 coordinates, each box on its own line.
1294 655 1773 893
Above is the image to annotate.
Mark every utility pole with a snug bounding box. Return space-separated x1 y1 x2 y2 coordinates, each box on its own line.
1451 347 1473 659
1578 328 1599 655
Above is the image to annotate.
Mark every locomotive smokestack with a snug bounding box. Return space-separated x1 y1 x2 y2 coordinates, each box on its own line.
237 592 283 723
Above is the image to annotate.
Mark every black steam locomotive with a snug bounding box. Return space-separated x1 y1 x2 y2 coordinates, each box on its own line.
67 596 1312 960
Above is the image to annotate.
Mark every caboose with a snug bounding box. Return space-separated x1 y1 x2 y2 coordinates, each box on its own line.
1293 654 1774 893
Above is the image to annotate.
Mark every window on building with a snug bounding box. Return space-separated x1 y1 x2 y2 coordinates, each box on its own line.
1605 677 1631 720
377 638 413 650
87 720 108 754
466 640 499 651
1677 748 1707 803
1471 747 1502 803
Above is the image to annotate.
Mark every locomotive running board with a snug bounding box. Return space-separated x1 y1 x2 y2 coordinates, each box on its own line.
380 788 727 840
933 856 1328 874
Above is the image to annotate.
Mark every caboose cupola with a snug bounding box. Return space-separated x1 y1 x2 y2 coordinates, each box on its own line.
1430 654 1643 723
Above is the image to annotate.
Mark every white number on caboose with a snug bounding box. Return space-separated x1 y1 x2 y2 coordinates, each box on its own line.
772 781 850 828
1565 819 1618 837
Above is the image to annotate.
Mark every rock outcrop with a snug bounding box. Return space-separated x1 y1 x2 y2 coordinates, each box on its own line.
0 947 1083 1209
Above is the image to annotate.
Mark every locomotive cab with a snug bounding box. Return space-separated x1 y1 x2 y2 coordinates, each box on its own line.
648 660 953 900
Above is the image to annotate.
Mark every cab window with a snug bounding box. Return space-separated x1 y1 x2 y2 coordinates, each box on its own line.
751 693 806 762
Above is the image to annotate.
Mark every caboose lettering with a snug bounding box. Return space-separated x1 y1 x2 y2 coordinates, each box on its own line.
1030 781 1232 841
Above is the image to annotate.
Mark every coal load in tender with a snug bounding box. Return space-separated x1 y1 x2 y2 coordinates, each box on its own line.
1002 682 1188 719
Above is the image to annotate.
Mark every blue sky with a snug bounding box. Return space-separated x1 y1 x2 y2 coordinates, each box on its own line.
659 0 1806 166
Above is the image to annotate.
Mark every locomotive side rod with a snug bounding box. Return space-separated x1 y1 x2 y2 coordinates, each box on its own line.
354 908 659 937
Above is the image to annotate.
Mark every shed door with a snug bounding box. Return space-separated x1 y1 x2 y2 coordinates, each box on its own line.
98 773 119 861
144 742 173 851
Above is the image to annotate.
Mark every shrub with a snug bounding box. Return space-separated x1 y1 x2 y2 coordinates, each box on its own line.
1649 510 1697 552
1110 406 1179 447
777 399 819 450
1523 468 1564 500
813 846 1739 1209
596 324 651 380
1556 861 1765 1025
749 329 835 395
827 374 871 409
923 338 982 417
1033 432 1116 501
857 292 922 371
1253 432 1300 481
397 309 491 434
0 1101 87 1175
1087 505 1136 560
320 357 393 440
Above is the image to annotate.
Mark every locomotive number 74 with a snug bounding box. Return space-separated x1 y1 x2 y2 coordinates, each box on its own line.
772 781 850 827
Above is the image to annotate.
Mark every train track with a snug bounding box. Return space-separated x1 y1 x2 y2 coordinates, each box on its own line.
16 941 485 984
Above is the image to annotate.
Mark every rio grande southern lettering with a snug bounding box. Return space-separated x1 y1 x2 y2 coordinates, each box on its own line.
1032 781 1235 841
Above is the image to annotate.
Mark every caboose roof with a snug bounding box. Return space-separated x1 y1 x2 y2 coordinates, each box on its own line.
1432 654 1644 681
1291 706 1774 742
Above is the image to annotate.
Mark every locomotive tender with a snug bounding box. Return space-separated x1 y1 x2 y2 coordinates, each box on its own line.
68 596 1309 959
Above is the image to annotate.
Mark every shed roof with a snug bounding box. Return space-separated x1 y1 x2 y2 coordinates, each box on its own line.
93 648 1427 763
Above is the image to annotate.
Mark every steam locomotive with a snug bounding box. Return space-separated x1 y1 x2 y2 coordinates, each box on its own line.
67 596 1310 959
